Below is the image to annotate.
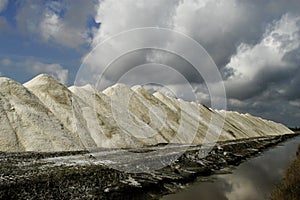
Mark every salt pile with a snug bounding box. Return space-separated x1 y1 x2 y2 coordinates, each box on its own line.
0 74 294 152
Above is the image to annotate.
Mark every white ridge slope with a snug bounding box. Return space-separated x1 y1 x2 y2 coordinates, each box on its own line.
69 84 148 148
24 74 97 149
0 77 82 151
0 74 294 152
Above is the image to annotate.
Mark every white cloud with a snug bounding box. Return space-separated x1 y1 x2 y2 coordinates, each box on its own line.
16 0 97 48
87 0 279 89
89 0 300 75
40 8 61 41
228 98 248 108
38 1 94 48
289 100 300 107
83 0 235 89
0 0 8 13
91 0 300 71
93 0 179 45
224 14 300 99
174 0 246 42
29 61 69 84
228 14 300 79
91 0 253 67
0 58 68 84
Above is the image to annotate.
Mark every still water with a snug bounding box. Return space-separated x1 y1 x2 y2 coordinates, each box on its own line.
161 135 300 200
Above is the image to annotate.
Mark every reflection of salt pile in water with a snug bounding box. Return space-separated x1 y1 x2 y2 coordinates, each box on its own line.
0 74 294 152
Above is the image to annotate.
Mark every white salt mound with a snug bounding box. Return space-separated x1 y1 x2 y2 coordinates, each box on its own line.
0 77 82 152
0 74 294 152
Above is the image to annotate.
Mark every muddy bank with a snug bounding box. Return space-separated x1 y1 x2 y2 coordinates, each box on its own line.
0 134 297 200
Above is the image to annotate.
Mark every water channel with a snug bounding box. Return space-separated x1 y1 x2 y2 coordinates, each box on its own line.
161 135 300 200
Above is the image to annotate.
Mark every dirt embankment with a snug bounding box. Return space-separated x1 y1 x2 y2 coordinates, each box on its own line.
0 134 297 200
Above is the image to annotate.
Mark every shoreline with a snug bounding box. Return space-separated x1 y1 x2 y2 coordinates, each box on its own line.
0 133 298 199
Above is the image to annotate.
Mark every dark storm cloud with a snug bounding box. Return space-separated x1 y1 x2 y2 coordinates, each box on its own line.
103 50 202 85
284 68 300 100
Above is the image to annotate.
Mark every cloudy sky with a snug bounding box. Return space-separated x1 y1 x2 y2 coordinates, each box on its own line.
0 0 299 127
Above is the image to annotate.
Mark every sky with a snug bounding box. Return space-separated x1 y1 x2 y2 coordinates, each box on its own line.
0 0 299 127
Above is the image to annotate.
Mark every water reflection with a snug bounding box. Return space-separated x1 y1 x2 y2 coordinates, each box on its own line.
162 136 300 200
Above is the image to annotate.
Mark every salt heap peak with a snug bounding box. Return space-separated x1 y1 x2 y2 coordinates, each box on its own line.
0 76 81 152
24 74 97 149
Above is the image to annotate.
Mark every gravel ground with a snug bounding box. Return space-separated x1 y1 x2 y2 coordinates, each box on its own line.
0 134 297 200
